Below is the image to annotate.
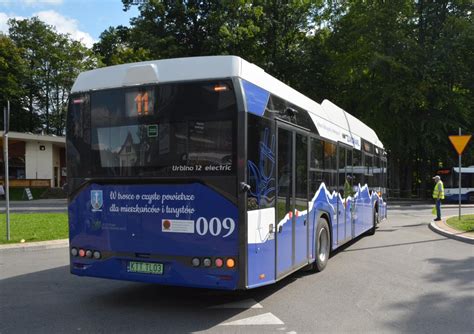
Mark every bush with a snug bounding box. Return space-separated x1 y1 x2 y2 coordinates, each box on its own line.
6 188 47 200
40 187 66 199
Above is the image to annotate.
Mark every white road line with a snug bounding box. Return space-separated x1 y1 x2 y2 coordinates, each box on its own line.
209 298 263 309
220 313 285 326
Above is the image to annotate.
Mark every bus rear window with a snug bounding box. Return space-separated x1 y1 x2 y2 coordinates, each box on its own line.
87 80 236 176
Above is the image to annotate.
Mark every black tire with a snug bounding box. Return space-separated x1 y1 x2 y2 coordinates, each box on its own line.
313 217 330 272
468 193 474 204
368 208 378 235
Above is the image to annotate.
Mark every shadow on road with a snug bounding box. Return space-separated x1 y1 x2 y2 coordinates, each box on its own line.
0 263 304 333
343 237 448 252
383 256 474 333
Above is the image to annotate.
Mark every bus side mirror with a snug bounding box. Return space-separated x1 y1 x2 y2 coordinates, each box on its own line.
240 182 251 192
285 107 297 117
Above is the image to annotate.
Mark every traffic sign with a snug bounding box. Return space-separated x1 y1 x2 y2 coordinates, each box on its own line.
448 135 472 155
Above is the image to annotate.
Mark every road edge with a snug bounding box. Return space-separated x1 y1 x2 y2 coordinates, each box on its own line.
0 239 69 252
429 217 474 245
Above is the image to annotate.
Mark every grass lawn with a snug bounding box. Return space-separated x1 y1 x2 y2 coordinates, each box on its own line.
0 213 68 244
446 214 474 233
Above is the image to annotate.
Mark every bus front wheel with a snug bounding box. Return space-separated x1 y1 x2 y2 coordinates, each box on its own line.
314 217 330 272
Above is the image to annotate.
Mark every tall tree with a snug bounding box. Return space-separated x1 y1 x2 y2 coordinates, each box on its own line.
0 34 41 132
7 17 97 134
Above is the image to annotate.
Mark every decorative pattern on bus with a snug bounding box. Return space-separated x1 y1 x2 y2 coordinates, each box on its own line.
247 182 387 288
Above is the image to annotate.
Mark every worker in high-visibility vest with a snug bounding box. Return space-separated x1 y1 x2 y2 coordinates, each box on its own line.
432 175 445 221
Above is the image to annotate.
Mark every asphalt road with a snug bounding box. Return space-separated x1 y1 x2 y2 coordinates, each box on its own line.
0 199 67 213
0 206 473 334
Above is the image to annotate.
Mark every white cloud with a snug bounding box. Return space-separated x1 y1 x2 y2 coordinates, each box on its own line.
24 0 64 5
0 12 8 32
0 10 94 47
34 10 95 47
0 0 63 7
0 12 26 34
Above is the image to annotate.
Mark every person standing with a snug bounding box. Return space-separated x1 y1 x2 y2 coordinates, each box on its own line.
432 175 444 221
344 175 355 199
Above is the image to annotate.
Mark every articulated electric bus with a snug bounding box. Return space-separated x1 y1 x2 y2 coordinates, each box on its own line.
67 56 387 290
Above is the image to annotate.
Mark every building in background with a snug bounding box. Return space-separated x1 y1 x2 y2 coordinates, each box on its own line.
0 131 65 188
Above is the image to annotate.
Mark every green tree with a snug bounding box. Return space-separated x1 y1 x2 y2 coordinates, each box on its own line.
8 17 97 134
93 26 151 66
0 34 40 132
315 0 473 197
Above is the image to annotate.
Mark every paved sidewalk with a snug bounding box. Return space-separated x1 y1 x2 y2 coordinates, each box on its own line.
429 217 474 244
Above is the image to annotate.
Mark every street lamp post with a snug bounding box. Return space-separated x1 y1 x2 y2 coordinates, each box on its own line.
3 101 10 240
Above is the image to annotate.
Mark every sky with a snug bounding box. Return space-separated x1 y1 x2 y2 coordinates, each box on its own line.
0 0 140 48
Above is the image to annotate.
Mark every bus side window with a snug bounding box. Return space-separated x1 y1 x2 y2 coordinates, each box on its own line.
338 146 347 196
247 114 276 210
323 141 337 192
353 149 363 187
310 137 323 195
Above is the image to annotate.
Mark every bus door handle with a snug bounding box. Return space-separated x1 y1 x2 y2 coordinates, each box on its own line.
303 219 307 226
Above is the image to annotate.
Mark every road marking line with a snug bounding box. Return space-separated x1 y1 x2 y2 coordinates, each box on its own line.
220 312 284 326
209 298 263 309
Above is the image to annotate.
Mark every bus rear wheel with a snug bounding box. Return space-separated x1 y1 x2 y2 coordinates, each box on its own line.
313 217 330 272
367 209 378 235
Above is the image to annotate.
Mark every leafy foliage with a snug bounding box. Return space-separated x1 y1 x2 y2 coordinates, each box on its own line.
2 18 97 135
0 1 472 197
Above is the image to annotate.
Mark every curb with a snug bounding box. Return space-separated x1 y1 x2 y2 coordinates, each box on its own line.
429 218 474 245
0 239 69 252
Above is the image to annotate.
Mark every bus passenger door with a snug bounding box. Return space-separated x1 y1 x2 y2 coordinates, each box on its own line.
345 148 353 242
294 133 308 266
276 127 293 277
276 125 308 278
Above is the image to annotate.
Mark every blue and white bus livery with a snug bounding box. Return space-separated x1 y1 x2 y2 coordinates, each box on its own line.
67 56 387 290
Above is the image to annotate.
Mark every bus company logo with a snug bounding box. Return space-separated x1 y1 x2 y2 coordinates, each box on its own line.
91 190 103 211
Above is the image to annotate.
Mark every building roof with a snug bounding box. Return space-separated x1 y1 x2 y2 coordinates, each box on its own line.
70 55 384 149
0 131 65 145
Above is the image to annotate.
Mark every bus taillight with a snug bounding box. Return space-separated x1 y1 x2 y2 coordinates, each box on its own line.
192 258 200 267
93 251 101 259
203 258 212 267
226 258 235 268
70 248 78 257
78 249 86 257
215 258 224 268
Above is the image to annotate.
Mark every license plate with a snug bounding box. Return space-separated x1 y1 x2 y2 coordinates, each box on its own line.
127 261 163 275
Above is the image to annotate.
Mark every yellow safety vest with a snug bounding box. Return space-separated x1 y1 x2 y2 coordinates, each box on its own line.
432 181 445 199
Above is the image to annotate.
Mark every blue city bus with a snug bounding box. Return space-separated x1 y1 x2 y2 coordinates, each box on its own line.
66 56 387 290
437 167 474 203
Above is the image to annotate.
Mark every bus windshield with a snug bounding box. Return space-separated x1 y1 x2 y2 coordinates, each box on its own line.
67 80 237 177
